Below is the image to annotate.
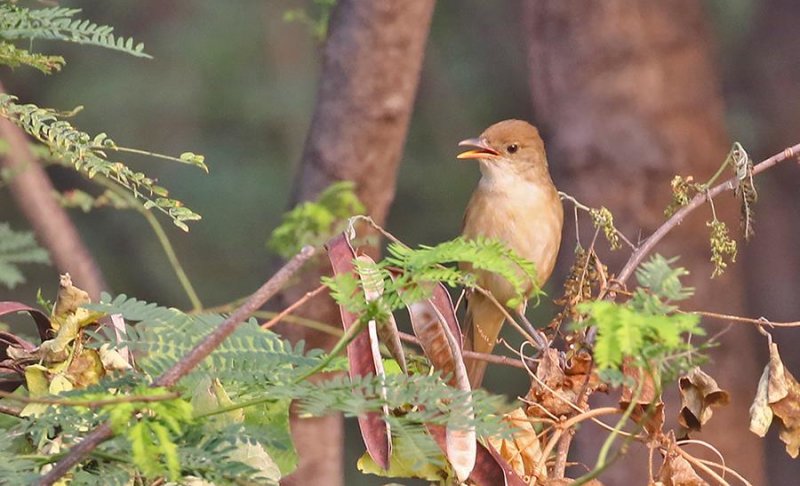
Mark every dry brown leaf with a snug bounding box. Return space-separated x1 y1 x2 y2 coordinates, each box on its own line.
52 274 90 326
487 407 547 483
767 343 800 458
527 349 601 420
325 235 390 470
658 453 709 486
66 348 105 388
677 367 729 432
620 361 664 436
748 341 800 457
749 363 773 437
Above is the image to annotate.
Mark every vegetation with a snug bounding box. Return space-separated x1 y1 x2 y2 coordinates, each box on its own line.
0 2 798 485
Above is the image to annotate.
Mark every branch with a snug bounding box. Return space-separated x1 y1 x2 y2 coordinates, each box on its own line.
261 284 327 330
0 402 21 417
688 310 800 328
154 246 316 387
397 331 528 370
0 82 107 298
93 175 202 311
36 246 316 485
616 143 800 285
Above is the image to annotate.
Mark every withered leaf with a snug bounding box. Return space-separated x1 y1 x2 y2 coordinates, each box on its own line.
52 273 91 323
527 349 601 420
66 348 105 388
752 342 800 458
620 360 664 436
487 407 546 483
427 424 526 486
325 234 390 470
658 452 709 486
678 367 729 432
749 364 773 437
403 284 475 481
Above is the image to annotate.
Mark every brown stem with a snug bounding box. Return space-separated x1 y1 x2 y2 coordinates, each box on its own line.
36 246 316 485
688 309 800 327
553 429 574 478
0 403 21 417
35 423 114 486
0 83 107 299
154 246 315 387
616 143 800 286
397 331 527 370
261 284 326 330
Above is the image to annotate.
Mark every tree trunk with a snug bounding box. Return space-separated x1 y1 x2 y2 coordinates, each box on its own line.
524 1 765 483
737 0 800 483
278 1 435 484
0 84 107 299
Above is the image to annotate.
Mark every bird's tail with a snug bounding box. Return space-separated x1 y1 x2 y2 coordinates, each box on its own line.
462 292 506 388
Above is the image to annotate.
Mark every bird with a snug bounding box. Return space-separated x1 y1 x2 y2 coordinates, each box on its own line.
457 119 564 387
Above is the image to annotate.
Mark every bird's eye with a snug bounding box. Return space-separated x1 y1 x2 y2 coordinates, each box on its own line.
507 143 519 154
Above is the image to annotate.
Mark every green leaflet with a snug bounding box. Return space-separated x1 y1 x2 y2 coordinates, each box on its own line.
577 255 704 379
0 4 150 58
0 223 50 289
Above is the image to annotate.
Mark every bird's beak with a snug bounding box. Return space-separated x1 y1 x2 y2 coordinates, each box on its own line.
457 138 499 159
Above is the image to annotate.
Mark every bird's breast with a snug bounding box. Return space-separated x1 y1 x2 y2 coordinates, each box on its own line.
461 177 564 301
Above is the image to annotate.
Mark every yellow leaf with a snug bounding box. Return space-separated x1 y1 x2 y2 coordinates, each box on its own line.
749 364 773 437
49 374 73 394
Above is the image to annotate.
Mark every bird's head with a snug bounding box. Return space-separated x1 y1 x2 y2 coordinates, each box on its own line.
457 119 549 183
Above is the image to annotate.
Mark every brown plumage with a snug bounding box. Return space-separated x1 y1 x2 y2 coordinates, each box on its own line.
457 119 564 387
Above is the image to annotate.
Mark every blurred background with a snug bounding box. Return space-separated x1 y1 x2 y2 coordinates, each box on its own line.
2 0 800 484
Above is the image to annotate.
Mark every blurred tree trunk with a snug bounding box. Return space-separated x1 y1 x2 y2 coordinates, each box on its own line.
0 84 107 299
524 1 765 483
738 0 800 483
277 1 435 484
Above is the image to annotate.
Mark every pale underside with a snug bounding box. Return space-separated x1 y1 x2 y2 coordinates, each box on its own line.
460 164 564 306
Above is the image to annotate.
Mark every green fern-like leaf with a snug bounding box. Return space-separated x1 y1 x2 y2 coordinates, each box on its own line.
634 254 693 302
105 391 193 481
0 95 202 231
386 236 540 308
0 445 40 485
87 293 321 383
577 255 704 377
0 222 49 288
0 5 150 58
0 41 64 73
268 181 365 258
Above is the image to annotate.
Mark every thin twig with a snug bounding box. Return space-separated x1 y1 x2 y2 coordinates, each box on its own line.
397 331 527 370
675 447 730 486
261 284 327 330
474 287 542 348
0 402 21 416
688 310 800 328
559 191 636 250
693 458 753 486
155 246 315 387
353 214 548 350
95 175 203 312
540 407 620 476
36 246 316 486
616 143 800 285
676 439 727 479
